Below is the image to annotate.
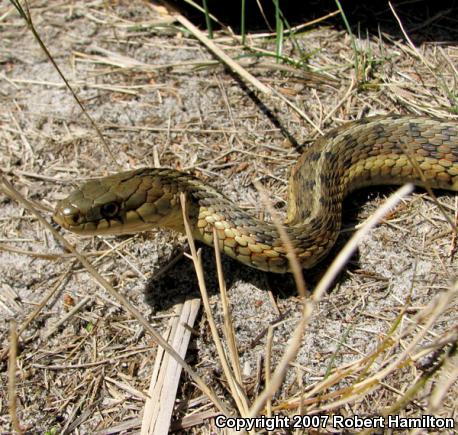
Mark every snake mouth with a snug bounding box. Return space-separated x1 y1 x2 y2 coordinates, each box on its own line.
53 205 158 236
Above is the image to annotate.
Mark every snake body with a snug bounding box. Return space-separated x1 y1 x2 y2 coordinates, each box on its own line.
54 116 458 273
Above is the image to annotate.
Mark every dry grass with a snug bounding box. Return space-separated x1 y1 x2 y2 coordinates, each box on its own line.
0 0 457 433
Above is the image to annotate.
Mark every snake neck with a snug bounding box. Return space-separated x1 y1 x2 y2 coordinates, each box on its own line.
177 169 342 273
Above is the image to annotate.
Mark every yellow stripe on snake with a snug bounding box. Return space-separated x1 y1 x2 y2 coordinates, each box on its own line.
54 116 458 273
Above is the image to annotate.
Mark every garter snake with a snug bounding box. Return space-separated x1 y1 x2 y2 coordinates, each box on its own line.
54 115 458 273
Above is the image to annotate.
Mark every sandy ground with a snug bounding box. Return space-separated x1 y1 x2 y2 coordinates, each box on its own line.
0 1 457 433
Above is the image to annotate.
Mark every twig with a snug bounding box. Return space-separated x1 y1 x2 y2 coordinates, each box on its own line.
213 228 243 385
179 192 250 417
174 14 272 95
8 320 23 434
9 0 119 167
313 184 414 299
141 298 201 435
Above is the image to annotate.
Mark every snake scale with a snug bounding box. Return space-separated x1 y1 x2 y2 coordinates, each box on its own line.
54 115 458 273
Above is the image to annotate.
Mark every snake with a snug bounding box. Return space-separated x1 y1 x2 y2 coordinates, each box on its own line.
53 115 458 273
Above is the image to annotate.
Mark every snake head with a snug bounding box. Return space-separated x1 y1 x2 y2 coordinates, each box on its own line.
53 168 186 235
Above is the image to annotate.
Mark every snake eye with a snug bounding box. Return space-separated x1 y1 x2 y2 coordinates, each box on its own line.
100 202 119 219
